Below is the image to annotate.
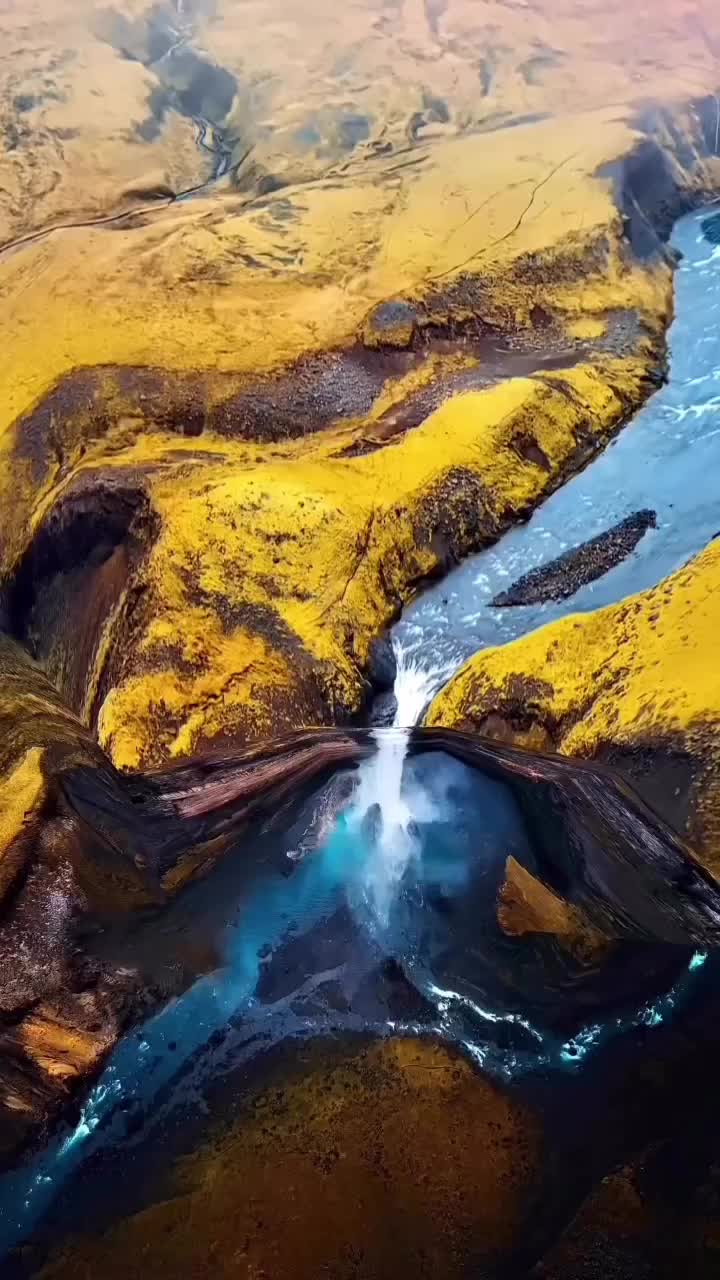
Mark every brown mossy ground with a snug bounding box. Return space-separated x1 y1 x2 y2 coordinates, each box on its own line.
38 1036 544 1280
428 540 720 875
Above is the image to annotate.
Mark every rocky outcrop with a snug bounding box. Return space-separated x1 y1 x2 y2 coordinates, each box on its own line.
490 508 657 606
428 538 720 875
497 855 609 964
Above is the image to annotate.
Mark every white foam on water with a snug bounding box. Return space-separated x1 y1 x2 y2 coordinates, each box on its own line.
349 726 418 926
350 639 454 925
391 641 449 728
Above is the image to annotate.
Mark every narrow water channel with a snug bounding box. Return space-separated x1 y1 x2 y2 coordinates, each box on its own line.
393 208 720 683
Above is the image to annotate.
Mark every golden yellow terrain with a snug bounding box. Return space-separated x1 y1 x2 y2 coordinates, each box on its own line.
428 540 720 870
95 358 656 766
1 0 719 768
1 0 718 243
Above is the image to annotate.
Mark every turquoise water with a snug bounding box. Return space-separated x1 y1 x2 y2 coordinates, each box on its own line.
0 750 708 1260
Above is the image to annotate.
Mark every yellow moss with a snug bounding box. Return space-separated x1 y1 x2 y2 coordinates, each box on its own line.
0 747 45 856
103 625 298 770
429 540 720 748
0 746 46 902
428 540 720 867
97 356 651 765
2 1 717 767
0 106 683 571
2 0 718 251
0 116 611 415
39 1036 543 1280
565 316 608 341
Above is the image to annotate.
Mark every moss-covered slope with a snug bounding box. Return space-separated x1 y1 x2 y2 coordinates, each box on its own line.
428 540 720 872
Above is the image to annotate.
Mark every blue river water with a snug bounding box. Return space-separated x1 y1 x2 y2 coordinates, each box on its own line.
0 746 709 1260
395 208 720 676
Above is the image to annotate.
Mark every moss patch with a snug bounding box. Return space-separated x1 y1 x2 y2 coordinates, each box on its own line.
428 540 720 872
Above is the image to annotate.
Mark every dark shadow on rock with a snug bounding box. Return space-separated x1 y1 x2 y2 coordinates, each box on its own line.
368 690 398 726
367 634 397 691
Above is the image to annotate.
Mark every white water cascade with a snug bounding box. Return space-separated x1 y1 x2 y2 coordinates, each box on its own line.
349 642 452 925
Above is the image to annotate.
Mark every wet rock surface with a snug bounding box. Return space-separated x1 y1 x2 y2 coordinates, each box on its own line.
367 635 398 692
491 509 657 607
702 210 720 244
368 690 398 726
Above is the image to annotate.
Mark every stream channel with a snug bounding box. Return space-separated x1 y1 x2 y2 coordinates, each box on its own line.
394 208 720 685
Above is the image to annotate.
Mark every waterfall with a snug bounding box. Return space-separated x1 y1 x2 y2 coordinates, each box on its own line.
391 642 445 728
350 641 452 925
349 727 416 925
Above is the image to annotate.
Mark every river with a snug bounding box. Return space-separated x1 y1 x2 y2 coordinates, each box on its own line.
392 207 720 688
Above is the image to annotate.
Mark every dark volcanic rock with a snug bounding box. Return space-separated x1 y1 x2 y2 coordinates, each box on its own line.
491 509 657 607
369 690 398 726
607 138 695 259
367 635 397 691
362 300 418 349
